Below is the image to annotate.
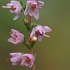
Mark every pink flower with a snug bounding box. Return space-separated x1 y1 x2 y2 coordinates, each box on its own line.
10 52 22 65
21 54 35 68
30 25 52 42
24 0 44 20
8 29 24 45
2 0 22 20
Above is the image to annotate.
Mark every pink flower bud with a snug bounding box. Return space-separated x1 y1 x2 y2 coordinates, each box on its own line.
31 36 37 42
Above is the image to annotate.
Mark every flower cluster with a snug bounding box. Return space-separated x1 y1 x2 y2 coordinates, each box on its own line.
2 0 52 69
10 53 35 68
2 0 44 20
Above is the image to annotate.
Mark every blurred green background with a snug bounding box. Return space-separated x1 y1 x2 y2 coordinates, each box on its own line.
0 0 70 70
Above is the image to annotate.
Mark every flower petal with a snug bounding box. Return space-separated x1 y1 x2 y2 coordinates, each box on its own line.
39 28 43 34
10 56 21 63
28 9 33 16
37 1 44 7
7 3 13 6
14 40 21 44
35 25 42 31
11 29 18 34
7 38 14 43
11 1 18 4
30 28 35 38
11 29 18 38
21 59 25 66
10 52 21 56
12 62 18 65
43 26 52 32
13 15 19 20
16 33 24 40
33 9 39 20
38 36 43 42
24 6 29 15
10 10 15 13
28 0 35 1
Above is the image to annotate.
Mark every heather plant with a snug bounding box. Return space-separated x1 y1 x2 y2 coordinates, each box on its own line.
2 0 52 70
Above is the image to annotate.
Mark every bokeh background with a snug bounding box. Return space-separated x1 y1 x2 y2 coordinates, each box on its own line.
0 0 70 70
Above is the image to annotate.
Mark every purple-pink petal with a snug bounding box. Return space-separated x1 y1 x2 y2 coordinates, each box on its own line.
8 38 14 44
21 54 35 68
37 1 44 7
38 36 43 42
33 9 39 20
12 62 18 65
43 26 52 32
13 15 19 20
10 52 21 56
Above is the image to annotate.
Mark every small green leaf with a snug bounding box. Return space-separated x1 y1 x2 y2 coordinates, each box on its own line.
23 19 32 32
23 19 38 32
20 1 23 6
20 1 26 11
30 42 36 48
32 22 38 28
23 37 29 49
26 22 31 32
23 5 26 10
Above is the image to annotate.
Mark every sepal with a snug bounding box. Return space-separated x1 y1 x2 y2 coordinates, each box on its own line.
32 22 38 29
30 42 36 48
20 1 26 11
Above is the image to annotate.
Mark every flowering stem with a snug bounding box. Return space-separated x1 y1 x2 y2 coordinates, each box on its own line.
29 48 33 54
28 15 35 70
27 15 32 45
28 32 31 45
28 15 32 27
31 65 35 70
29 48 35 70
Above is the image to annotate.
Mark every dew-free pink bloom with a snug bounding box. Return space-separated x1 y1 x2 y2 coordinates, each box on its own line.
30 25 52 42
24 0 44 20
2 0 22 20
21 54 35 68
10 52 22 65
8 29 24 45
